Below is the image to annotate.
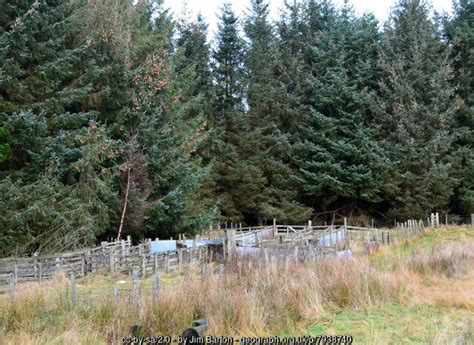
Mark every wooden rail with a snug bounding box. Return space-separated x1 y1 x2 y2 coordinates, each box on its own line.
0 217 426 293
0 241 212 293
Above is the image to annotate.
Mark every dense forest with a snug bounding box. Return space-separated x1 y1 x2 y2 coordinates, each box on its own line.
0 0 472 256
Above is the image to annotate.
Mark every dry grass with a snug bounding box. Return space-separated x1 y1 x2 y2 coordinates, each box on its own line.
0 228 473 344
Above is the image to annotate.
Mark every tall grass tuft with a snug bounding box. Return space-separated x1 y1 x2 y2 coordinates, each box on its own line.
0 239 473 343
407 241 474 277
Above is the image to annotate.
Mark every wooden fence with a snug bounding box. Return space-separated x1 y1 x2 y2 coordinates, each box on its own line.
0 215 436 294
0 238 213 294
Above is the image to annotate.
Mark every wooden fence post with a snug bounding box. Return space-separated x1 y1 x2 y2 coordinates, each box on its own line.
12 265 17 289
10 272 16 293
81 253 85 277
55 257 61 273
33 255 38 281
226 229 236 262
273 218 277 237
109 249 115 273
153 273 160 297
70 272 76 306
38 262 43 283
114 286 120 304
222 232 227 259
178 249 183 273
189 247 193 266
85 250 91 274
165 252 170 273
131 267 139 300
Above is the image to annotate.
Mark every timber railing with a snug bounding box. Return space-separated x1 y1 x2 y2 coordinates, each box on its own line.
0 213 451 294
0 238 211 294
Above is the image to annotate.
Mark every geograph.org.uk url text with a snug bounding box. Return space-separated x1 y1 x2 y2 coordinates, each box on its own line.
122 335 353 345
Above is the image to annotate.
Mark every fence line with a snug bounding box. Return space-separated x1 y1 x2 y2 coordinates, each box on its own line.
0 240 214 294
1 212 463 293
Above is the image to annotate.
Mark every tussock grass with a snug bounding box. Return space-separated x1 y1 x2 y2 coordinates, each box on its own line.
0 228 473 344
407 241 474 277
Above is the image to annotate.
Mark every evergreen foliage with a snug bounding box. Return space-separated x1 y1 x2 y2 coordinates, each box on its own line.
242 0 311 224
0 0 472 255
444 0 474 214
295 4 383 215
372 0 459 219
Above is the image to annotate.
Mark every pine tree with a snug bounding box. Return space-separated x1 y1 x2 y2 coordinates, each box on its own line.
372 0 459 219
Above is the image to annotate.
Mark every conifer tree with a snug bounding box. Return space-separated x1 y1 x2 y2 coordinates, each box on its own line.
175 14 218 221
242 0 311 224
372 0 459 219
118 0 215 239
444 0 474 214
272 0 308 135
0 0 124 254
211 2 249 223
295 4 383 216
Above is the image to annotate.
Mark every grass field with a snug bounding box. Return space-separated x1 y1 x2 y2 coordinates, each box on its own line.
0 226 473 344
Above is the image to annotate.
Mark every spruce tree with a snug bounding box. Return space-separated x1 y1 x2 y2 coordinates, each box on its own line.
272 0 308 134
0 0 124 254
295 4 383 216
175 14 218 222
444 0 474 214
117 0 215 239
242 0 311 224
372 0 459 219
211 2 249 223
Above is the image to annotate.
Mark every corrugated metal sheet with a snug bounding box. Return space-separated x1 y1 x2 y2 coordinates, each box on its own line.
150 240 176 254
317 227 346 246
150 239 223 254
237 227 274 246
